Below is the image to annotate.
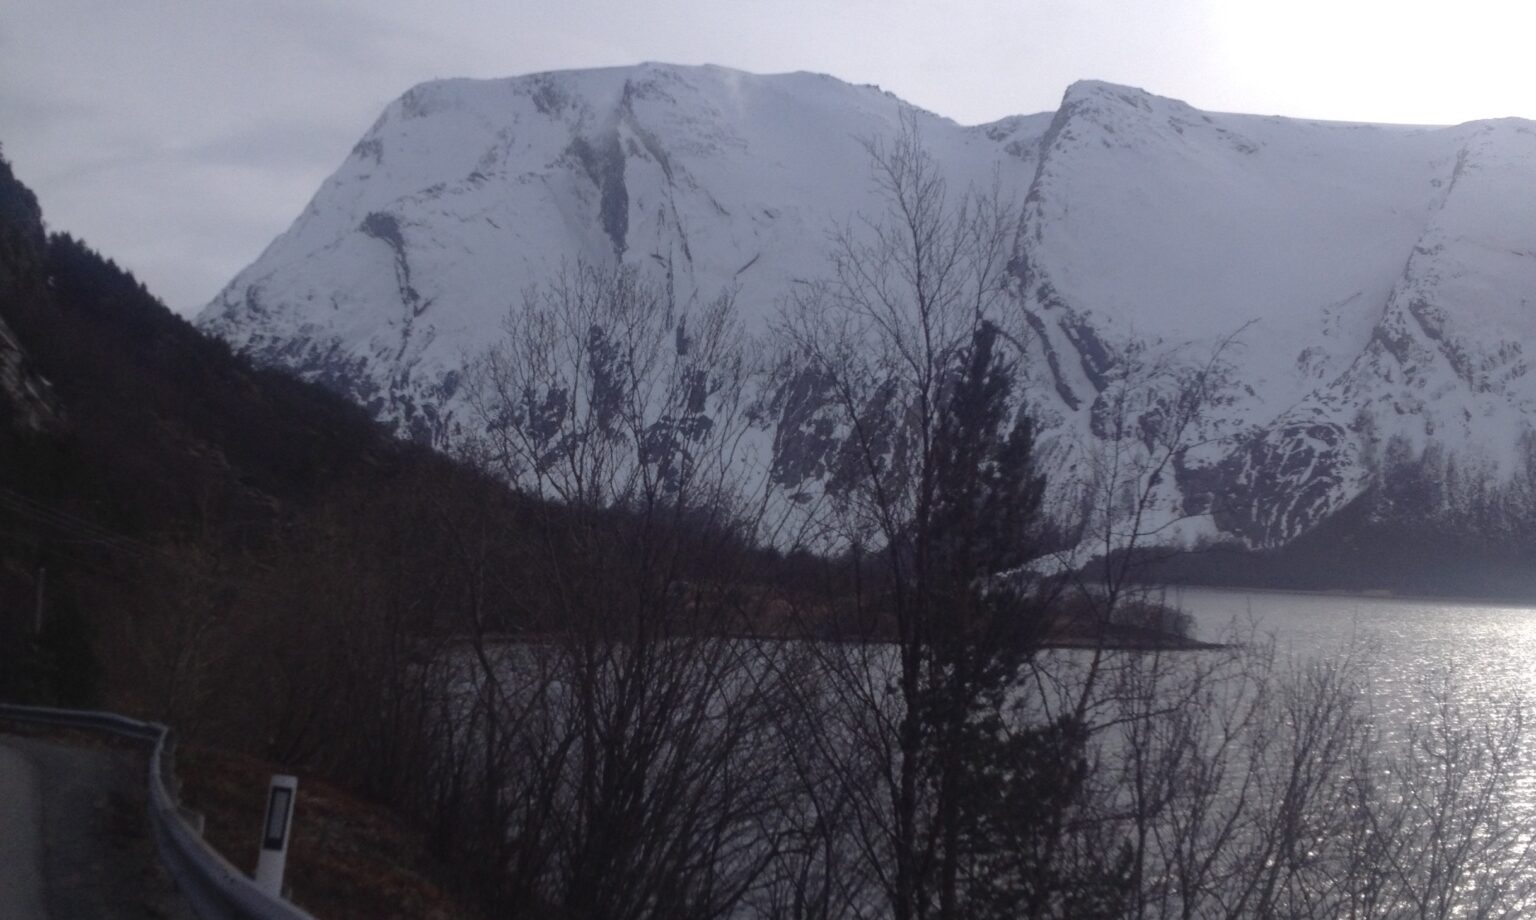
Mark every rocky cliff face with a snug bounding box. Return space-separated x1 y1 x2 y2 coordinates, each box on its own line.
0 312 62 434
198 64 1536 551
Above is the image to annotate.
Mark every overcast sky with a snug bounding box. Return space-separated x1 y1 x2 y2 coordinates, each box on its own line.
3 0 1533 314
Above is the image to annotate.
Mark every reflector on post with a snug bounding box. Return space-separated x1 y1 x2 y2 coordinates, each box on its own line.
254 774 298 898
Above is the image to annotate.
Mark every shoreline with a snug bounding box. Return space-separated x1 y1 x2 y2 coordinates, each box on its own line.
1153 583 1536 611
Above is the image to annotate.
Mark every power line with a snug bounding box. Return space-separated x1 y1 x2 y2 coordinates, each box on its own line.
0 486 167 564
0 485 298 604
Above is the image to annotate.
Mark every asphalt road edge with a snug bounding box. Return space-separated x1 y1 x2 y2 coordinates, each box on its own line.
0 704 319 920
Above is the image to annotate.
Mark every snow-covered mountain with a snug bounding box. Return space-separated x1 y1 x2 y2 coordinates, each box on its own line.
199 63 1536 552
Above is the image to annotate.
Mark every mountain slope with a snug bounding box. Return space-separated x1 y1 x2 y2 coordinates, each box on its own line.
0 149 524 707
200 64 1050 441
198 64 1536 559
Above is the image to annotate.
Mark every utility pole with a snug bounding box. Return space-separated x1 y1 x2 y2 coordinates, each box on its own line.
33 566 45 635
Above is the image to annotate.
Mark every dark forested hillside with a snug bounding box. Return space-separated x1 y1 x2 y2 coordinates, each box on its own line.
0 149 525 719
0 150 802 915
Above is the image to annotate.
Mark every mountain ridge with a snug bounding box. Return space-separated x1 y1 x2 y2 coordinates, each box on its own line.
197 63 1536 556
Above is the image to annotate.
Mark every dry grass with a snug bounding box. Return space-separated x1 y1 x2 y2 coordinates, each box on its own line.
176 745 484 920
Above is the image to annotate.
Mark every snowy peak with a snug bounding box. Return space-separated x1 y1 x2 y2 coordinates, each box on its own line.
1015 83 1536 546
199 63 1040 442
1045 80 1253 160
200 66 1536 551
1350 119 1536 453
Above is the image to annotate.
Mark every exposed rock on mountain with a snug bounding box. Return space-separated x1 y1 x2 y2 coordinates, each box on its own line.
199 64 1536 552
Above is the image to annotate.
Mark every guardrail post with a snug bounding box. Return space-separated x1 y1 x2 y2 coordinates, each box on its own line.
254 774 298 898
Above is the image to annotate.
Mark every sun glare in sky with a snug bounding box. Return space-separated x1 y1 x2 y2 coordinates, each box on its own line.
1208 0 1536 124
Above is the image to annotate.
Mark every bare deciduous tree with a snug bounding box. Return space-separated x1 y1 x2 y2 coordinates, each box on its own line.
773 107 1074 920
450 261 806 919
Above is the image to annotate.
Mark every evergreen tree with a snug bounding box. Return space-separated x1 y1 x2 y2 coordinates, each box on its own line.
781 110 1105 920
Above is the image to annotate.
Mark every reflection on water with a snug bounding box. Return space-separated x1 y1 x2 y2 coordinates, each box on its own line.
1177 587 1536 693
1176 585 1536 749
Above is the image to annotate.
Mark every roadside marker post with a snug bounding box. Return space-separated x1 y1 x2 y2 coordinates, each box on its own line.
254 774 298 899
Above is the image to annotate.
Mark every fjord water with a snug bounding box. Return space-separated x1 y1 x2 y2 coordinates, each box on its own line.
1176 586 1536 728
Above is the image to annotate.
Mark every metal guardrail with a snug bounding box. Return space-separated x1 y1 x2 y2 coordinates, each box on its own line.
0 703 318 920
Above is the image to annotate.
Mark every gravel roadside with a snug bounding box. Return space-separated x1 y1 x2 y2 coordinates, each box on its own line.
0 731 192 920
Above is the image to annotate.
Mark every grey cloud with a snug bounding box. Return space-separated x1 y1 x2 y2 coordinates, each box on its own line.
178 120 357 172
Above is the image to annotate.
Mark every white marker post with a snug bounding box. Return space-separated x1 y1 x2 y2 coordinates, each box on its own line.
254 774 298 898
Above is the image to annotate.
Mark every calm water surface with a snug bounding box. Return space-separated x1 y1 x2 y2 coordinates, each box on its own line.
1175 586 1536 729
